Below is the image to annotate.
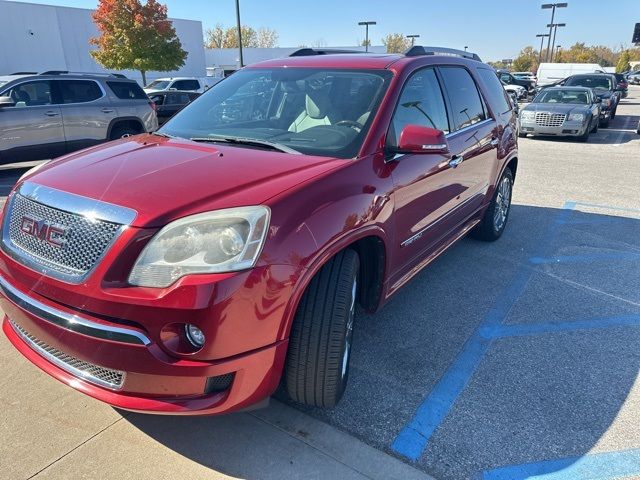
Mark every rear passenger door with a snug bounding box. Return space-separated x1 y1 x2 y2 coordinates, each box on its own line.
437 66 497 220
0 80 65 161
56 79 116 151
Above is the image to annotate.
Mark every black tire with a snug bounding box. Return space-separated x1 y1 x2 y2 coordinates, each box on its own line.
600 117 610 128
577 123 590 142
518 132 527 138
591 119 598 133
471 168 513 242
109 124 138 140
611 107 616 120
285 249 359 407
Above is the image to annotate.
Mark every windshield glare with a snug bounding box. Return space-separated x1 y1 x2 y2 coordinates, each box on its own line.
160 68 393 159
535 89 590 104
146 80 171 90
565 76 612 90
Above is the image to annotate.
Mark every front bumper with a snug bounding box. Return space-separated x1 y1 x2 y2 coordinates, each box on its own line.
519 120 589 137
0 261 296 415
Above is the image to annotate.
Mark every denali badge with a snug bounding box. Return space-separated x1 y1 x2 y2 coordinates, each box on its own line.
19 215 68 248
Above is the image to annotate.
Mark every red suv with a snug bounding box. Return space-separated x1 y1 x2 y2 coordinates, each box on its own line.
1 47 518 415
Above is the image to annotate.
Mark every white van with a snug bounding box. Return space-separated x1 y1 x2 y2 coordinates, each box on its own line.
143 76 222 94
537 63 605 86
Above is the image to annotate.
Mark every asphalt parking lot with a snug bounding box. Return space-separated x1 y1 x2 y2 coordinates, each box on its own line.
1 86 639 480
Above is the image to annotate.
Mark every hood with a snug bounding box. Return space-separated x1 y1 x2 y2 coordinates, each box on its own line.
524 103 589 114
26 135 345 227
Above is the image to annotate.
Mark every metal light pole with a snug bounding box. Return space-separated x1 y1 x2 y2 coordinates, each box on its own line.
407 34 420 46
235 0 243 67
541 3 567 62
555 45 562 62
547 22 566 62
536 33 550 65
358 21 377 52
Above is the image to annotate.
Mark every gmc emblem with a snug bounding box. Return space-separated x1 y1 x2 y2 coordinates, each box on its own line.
20 215 68 249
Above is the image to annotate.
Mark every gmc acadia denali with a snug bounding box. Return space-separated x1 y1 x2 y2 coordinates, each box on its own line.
0 47 518 414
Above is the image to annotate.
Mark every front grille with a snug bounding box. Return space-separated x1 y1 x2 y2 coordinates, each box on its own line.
5 194 122 280
10 319 125 390
535 112 566 127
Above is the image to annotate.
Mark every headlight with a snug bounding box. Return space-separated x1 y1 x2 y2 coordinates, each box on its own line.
520 110 535 121
568 113 585 122
128 206 270 287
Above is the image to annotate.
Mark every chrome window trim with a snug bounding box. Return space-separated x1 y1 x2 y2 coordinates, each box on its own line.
0 78 107 106
445 118 493 139
1 182 137 284
9 319 126 390
0 273 150 345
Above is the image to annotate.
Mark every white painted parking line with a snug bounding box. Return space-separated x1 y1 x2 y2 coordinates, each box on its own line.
613 116 634 146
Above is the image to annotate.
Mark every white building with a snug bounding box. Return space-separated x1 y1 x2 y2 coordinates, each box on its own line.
0 0 207 85
206 46 388 73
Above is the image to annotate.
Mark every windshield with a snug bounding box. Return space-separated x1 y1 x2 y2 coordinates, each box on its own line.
534 89 590 104
160 68 393 159
146 80 171 90
565 76 613 90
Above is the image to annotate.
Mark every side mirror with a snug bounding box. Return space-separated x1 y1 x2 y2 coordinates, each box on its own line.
393 125 449 155
0 96 16 108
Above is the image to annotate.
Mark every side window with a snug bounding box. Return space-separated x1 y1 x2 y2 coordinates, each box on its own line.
2 81 53 107
439 67 486 131
59 80 102 104
389 68 449 147
107 81 148 100
476 67 511 115
166 93 190 105
173 80 200 90
149 94 165 106
499 73 512 84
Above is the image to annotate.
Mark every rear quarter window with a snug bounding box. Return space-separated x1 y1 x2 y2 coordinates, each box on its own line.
107 81 148 100
476 67 512 115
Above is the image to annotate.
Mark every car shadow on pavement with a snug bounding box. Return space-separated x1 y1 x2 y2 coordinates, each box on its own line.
123 204 640 480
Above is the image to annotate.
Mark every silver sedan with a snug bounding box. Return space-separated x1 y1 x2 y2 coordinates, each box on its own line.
518 87 600 142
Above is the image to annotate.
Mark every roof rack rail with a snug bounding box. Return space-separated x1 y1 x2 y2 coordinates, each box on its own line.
10 71 38 75
289 48 365 57
39 70 128 79
404 45 482 62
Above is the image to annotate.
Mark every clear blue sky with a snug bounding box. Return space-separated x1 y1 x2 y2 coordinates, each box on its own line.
20 0 640 61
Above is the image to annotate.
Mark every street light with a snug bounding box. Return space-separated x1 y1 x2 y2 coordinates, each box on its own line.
464 46 469 51
541 3 568 62
536 33 550 65
406 34 420 46
235 0 243 67
547 23 566 62
358 21 377 52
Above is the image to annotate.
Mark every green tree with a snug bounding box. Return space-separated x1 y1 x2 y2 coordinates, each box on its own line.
616 50 631 73
382 33 411 53
205 25 278 48
90 0 187 86
512 46 539 72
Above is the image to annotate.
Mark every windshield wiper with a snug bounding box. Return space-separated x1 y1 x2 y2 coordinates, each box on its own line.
189 136 300 154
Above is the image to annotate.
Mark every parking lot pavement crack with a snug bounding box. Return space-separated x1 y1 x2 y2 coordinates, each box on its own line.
27 415 126 479
478 249 640 308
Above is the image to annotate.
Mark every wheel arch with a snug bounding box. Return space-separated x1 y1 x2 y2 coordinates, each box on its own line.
107 117 145 139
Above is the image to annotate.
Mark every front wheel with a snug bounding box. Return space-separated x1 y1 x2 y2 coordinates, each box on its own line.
285 249 359 407
471 168 513 242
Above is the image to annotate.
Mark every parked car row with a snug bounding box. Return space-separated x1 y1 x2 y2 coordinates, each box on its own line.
519 72 629 142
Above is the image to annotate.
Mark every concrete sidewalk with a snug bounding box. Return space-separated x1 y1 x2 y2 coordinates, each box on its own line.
0 323 432 480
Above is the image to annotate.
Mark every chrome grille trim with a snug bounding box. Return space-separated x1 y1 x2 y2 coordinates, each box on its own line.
1 182 137 283
535 112 566 127
9 319 126 390
0 273 150 345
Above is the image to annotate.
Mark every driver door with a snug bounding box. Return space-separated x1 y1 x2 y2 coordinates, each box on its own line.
387 67 463 282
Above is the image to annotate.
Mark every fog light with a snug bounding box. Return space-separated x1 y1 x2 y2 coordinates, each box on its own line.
185 324 205 348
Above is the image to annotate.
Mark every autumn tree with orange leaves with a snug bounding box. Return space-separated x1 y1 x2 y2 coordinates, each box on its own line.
90 0 187 85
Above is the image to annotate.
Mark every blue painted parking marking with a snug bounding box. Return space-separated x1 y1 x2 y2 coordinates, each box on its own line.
479 314 640 340
529 252 640 264
391 202 576 461
481 448 640 480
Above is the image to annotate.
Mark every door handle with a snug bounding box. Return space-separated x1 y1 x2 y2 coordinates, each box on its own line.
448 155 463 168
490 137 499 147
101 108 114 113
44 111 59 117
